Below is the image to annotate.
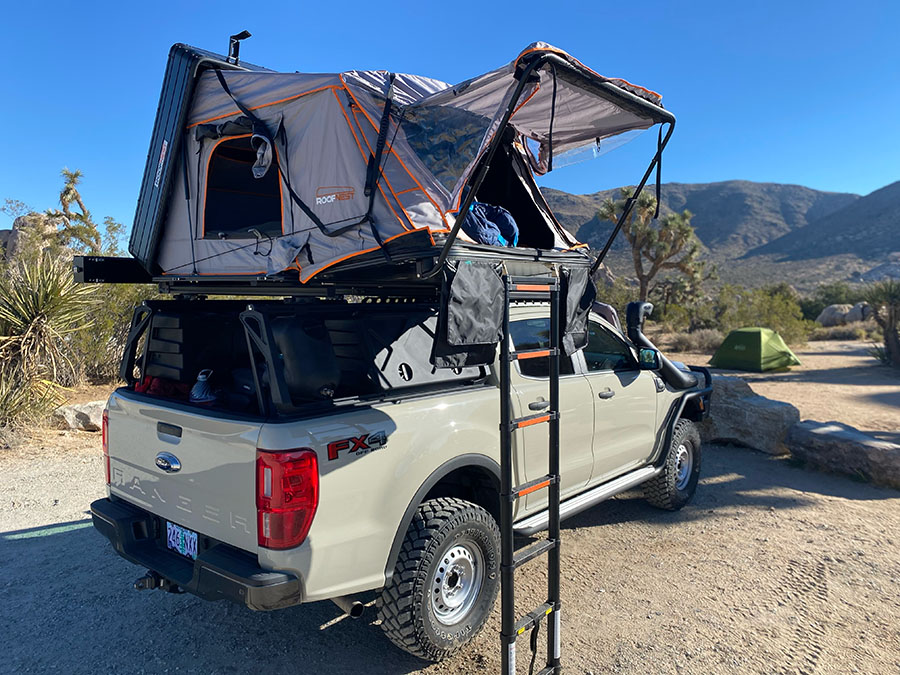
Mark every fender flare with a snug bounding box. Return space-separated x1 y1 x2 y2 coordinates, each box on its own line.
382 453 500 584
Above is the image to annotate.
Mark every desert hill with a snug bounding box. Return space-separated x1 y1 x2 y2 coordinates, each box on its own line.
541 179 899 288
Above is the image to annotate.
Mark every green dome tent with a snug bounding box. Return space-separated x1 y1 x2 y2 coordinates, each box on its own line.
709 327 801 372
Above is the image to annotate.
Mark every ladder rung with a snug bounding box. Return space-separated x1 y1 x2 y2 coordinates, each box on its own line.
511 538 557 570
514 601 555 636
512 474 557 498
510 347 557 361
507 275 558 287
509 411 558 430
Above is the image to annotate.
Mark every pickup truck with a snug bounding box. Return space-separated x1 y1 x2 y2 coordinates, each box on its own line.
91 296 710 661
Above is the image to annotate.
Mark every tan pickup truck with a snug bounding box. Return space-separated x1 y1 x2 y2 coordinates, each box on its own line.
91 297 710 661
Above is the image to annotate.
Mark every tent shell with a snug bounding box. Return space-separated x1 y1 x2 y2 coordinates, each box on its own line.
127 42 675 291
709 327 801 372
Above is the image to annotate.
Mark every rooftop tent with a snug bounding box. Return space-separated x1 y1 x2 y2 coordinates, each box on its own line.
133 42 673 283
709 327 801 372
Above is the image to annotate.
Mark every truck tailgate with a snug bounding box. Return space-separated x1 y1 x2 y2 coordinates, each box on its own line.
106 391 261 553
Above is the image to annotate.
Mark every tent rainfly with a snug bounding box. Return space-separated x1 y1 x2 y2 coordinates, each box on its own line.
135 42 672 282
709 327 801 372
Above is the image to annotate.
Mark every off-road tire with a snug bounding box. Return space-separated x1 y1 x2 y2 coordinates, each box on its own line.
377 497 500 661
644 418 701 510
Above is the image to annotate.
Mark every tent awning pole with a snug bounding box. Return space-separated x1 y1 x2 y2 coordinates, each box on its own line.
590 119 675 276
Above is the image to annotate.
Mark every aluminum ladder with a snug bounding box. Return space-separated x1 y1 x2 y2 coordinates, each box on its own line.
498 269 562 675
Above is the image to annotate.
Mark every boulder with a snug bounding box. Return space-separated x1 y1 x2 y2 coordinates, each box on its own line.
815 304 853 327
3 214 59 262
860 261 900 283
844 301 872 323
698 375 799 455
52 400 105 432
787 421 900 489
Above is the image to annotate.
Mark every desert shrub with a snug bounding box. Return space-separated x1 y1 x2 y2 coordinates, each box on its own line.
658 303 691 332
668 329 724 353
0 254 93 425
713 283 811 345
808 320 881 342
595 277 639 322
865 279 900 368
69 283 154 382
799 281 867 321
808 325 868 341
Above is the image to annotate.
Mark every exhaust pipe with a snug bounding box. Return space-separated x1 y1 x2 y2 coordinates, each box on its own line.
331 594 366 619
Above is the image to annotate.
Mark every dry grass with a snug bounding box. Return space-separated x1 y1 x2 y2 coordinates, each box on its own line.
809 320 881 342
667 329 724 354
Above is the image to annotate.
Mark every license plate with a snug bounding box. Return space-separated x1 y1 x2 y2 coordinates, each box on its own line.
166 521 198 560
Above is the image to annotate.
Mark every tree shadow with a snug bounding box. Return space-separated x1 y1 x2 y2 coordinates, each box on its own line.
557 444 898 534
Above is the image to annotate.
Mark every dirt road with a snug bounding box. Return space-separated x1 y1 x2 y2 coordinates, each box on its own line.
2 434 899 674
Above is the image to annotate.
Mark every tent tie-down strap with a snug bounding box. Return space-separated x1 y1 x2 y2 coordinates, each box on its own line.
362 73 398 261
212 69 360 239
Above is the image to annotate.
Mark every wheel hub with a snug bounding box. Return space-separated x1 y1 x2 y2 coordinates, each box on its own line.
674 443 693 490
431 542 484 625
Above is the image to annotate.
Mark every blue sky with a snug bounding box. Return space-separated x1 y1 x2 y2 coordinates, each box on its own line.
2 0 898 233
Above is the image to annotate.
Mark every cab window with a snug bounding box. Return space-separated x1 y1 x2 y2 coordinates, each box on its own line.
509 318 575 377
584 320 636 372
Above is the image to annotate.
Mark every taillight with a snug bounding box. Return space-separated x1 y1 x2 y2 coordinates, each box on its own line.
256 449 319 550
101 408 110 485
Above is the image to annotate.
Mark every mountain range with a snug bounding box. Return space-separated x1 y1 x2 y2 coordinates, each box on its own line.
541 179 900 290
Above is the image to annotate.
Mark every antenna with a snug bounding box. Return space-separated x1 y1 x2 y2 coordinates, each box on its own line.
228 30 252 64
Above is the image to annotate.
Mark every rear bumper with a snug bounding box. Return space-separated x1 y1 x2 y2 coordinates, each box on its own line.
91 497 303 611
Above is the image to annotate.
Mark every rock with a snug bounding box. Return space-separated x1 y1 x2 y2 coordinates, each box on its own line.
786 421 900 489
3 214 60 262
815 304 853 327
860 261 900 283
698 375 799 455
52 400 105 432
844 301 872 323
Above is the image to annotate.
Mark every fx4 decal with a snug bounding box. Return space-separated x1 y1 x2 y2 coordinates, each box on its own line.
327 430 388 461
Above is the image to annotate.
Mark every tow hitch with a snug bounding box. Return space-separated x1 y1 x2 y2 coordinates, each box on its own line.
133 570 184 593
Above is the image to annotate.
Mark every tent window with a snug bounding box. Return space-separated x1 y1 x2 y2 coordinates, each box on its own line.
203 137 282 239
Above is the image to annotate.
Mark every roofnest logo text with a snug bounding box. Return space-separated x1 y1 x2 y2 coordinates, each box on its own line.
316 186 355 205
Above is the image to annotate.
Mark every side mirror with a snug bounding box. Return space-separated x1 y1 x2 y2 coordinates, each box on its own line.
638 348 661 371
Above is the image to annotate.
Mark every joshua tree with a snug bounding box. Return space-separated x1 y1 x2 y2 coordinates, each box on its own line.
598 186 708 303
865 279 900 368
45 168 102 253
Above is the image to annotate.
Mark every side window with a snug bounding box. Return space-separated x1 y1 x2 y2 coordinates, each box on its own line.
509 318 575 378
584 320 636 372
204 137 282 239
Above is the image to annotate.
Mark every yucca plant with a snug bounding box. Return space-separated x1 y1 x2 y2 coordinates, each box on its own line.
0 254 95 426
0 361 64 427
864 279 900 368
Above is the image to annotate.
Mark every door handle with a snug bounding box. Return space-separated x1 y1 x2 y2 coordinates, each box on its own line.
529 399 551 411
597 389 615 400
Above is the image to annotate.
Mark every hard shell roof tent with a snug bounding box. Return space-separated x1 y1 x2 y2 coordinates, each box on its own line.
709 327 802 372
107 39 674 293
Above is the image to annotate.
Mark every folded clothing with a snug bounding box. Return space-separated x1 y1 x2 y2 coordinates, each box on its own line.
461 202 519 247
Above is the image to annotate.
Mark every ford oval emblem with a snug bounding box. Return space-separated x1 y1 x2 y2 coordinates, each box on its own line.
155 452 182 473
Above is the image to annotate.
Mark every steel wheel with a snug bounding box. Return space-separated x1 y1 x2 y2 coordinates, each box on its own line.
431 541 484 626
673 443 693 491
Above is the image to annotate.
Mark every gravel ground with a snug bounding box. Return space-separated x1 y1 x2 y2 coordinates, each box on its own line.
2 432 900 674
